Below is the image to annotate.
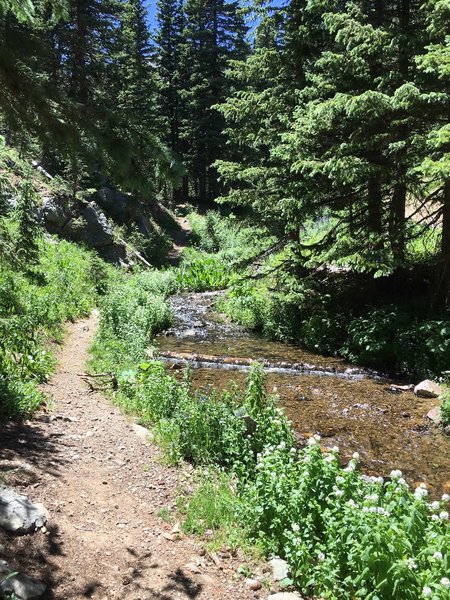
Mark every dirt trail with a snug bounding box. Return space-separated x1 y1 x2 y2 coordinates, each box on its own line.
0 314 259 600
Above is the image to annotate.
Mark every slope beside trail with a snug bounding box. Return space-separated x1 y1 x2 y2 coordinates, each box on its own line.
0 314 259 600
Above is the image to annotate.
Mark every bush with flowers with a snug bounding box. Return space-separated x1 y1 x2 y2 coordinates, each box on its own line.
242 440 450 599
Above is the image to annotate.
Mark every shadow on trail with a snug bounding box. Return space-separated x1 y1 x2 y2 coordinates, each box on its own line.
0 418 71 478
0 523 103 600
114 548 203 600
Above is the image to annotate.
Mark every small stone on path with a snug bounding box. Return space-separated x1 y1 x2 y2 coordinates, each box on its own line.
132 423 152 441
427 406 441 425
246 578 262 590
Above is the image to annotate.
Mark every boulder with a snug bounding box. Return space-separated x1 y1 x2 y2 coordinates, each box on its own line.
82 202 114 248
96 187 132 223
414 380 442 398
0 486 48 534
41 196 70 228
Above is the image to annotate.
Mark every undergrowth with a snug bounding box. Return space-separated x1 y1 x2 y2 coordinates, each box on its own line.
93 270 450 599
0 238 105 420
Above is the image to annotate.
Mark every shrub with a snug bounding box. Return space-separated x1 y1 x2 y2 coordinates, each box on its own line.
0 236 100 420
176 250 233 291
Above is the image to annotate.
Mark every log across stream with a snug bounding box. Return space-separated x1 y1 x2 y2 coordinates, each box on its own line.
155 292 450 497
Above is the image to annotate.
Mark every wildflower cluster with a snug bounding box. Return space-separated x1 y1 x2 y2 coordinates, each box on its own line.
242 440 450 599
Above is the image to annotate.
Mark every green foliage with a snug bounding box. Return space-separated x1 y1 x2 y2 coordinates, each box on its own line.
243 443 450 599
0 236 100 420
92 270 175 372
176 250 233 291
14 177 42 267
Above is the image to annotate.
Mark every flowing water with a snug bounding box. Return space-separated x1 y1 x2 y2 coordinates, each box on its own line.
155 292 450 497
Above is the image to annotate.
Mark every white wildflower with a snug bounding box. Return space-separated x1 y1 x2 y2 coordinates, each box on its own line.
292 523 300 532
331 446 339 453
405 558 417 570
362 506 369 513
398 478 408 487
317 552 325 561
441 577 450 588
422 586 432 597
414 487 428 499
334 489 344 498
439 511 449 520
352 452 360 460
390 469 403 479
344 462 356 473
324 454 335 463
369 506 377 513
433 551 443 560
347 499 356 508
442 494 450 502
308 437 318 446
314 434 321 441
365 494 379 503
430 501 440 511
431 514 439 521
336 476 345 484
377 507 387 515
419 483 427 489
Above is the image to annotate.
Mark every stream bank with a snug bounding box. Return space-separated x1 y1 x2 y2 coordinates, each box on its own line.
156 292 450 496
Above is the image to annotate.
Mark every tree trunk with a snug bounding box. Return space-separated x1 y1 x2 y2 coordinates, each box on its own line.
390 182 406 263
367 173 383 235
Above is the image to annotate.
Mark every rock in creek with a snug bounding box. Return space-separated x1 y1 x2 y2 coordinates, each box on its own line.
0 560 45 599
414 380 442 398
0 486 48 534
427 406 442 425
267 594 304 600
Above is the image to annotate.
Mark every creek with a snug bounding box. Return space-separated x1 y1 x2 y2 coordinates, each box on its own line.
156 292 450 497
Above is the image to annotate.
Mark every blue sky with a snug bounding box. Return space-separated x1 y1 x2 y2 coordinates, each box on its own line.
145 0 285 34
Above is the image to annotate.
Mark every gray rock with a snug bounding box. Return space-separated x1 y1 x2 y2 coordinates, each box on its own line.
0 486 48 534
42 196 70 228
97 187 132 223
82 202 113 248
269 557 289 581
267 594 304 600
0 569 46 599
132 424 152 442
414 380 442 398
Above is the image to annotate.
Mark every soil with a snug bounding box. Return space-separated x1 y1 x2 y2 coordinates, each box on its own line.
0 314 261 600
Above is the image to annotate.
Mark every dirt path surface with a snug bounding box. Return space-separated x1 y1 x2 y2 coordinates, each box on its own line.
0 315 260 600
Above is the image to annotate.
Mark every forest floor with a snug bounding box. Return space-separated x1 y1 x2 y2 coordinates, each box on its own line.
0 314 261 600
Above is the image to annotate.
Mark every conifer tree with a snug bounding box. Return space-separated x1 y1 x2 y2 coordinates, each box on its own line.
180 0 248 201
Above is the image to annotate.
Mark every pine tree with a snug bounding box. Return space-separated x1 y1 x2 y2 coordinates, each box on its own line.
415 0 450 302
180 0 248 201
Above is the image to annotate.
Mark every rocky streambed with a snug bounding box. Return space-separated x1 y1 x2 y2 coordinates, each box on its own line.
156 292 450 497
